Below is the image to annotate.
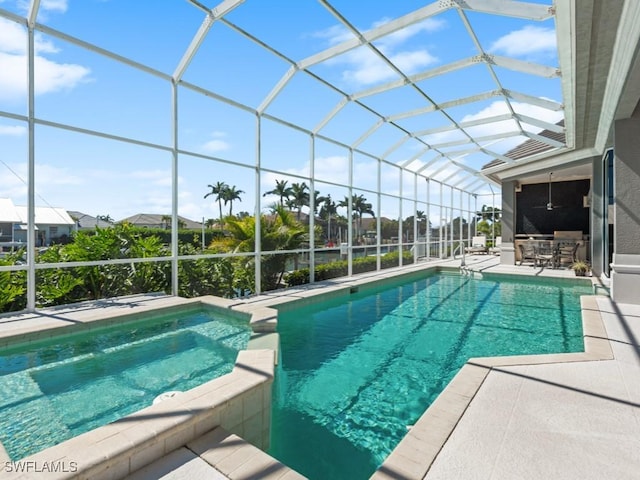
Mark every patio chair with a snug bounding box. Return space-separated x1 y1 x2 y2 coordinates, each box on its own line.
556 242 580 268
465 236 487 254
534 241 556 268
518 242 537 266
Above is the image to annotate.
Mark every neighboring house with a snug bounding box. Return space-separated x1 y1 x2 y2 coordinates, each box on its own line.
0 198 22 244
118 213 203 230
0 198 75 246
67 211 114 231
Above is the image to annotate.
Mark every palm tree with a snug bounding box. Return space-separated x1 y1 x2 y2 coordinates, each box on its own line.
289 182 309 220
339 194 375 238
204 181 228 227
416 210 427 236
223 185 244 216
319 194 337 243
263 179 293 207
312 190 326 215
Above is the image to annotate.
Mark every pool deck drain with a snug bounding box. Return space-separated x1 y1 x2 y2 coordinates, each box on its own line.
1 257 638 479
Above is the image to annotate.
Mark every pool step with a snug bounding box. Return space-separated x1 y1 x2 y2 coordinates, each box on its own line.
126 427 306 480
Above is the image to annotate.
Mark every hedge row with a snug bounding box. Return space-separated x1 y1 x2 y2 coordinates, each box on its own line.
284 250 414 286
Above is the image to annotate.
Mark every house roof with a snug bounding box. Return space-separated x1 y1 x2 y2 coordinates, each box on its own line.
482 121 566 170
14 206 75 226
67 211 114 229
0 198 22 223
0 198 75 225
118 213 203 230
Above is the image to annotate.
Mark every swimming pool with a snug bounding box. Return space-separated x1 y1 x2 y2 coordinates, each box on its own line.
0 307 251 460
269 271 592 480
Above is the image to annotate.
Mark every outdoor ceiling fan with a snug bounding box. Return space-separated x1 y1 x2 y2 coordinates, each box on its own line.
533 172 563 210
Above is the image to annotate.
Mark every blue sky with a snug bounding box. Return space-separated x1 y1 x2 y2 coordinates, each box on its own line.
0 0 561 224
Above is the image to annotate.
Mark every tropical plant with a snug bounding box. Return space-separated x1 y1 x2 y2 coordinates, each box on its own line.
204 181 229 226
263 179 293 207
177 243 236 298
571 260 590 276
0 250 26 312
289 182 310 220
210 205 307 292
36 223 171 302
476 205 501 222
477 219 502 238
222 185 244 216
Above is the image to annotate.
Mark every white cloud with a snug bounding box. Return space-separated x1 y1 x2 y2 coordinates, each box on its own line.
311 24 353 45
14 0 67 14
318 18 444 87
489 25 556 57
202 139 230 153
41 0 68 13
201 131 230 153
0 18 90 102
373 18 445 49
0 162 28 199
0 161 85 203
0 125 27 136
130 169 178 188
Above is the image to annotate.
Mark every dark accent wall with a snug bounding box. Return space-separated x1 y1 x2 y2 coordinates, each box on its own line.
516 179 590 235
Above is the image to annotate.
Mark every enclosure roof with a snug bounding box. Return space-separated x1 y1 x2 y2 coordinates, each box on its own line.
1 1 639 197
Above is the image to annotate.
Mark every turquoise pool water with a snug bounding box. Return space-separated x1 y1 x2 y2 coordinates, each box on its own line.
269 272 592 480
0 308 250 460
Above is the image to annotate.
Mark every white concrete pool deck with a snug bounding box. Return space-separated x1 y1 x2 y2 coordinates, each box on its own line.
418 257 640 480
1 256 638 479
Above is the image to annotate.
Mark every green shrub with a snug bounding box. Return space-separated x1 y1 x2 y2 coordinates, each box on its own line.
284 250 414 286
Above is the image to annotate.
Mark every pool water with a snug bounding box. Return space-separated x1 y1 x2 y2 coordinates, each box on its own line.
0 308 251 460
269 272 592 480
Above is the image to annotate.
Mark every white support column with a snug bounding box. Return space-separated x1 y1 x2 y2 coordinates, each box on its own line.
171 82 179 296
413 173 418 263
439 182 443 259
309 135 315 284
449 186 454 257
426 178 431 261
254 114 262 294
459 189 464 253
398 170 403 267
347 149 353 277
376 159 382 271
27 12 37 311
